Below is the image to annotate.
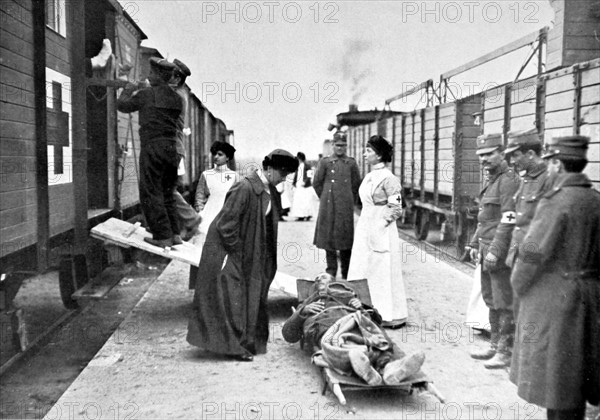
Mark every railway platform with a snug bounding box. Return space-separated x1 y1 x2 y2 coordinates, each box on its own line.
42 218 539 420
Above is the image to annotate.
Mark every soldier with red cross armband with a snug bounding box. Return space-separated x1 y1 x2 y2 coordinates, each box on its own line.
466 133 519 369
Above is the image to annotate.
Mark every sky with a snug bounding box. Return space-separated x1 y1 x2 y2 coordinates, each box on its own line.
121 0 555 161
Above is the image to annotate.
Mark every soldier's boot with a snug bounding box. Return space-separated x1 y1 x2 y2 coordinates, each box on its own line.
483 352 511 369
470 346 496 360
348 349 382 386
382 351 426 385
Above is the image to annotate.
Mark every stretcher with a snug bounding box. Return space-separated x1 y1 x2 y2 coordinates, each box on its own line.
296 279 446 406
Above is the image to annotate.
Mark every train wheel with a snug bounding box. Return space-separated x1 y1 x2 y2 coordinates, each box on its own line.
59 257 79 310
413 209 430 241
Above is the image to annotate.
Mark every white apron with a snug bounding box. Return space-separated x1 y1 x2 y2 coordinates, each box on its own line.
198 168 237 235
347 167 408 323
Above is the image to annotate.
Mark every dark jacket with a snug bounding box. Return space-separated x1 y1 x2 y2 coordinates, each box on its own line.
470 161 519 264
187 170 280 356
506 163 552 268
509 172 600 410
313 155 361 250
117 84 182 145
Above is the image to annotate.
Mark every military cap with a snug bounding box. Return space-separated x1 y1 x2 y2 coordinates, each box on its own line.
263 149 299 173
476 133 503 155
542 135 589 161
505 128 541 154
149 57 176 71
173 58 191 77
333 131 347 144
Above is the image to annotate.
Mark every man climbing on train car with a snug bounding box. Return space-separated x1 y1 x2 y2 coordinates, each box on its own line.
117 57 183 248
465 133 519 369
282 273 425 386
170 58 202 241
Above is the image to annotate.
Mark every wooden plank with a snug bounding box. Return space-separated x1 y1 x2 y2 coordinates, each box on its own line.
511 100 536 118
545 109 574 129
0 65 35 92
0 27 33 61
0 204 36 229
90 218 202 267
0 82 35 108
0 188 36 211
581 85 600 107
0 101 36 125
564 49 600 67
545 90 575 112
0 10 34 40
511 115 537 132
438 114 455 129
545 70 575 95
439 104 455 119
565 35 600 51
581 105 600 125
511 82 538 104
583 162 600 184
0 46 34 76
581 66 600 87
0 138 35 157
484 107 505 123
580 123 600 141
438 149 454 161
484 89 506 109
545 127 574 140
0 228 36 258
484 119 504 134
588 141 600 162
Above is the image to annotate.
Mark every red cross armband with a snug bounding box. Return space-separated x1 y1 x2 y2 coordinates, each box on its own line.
500 211 516 224
387 194 402 206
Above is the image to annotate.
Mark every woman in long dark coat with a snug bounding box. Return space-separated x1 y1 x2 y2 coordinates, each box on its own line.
187 150 298 361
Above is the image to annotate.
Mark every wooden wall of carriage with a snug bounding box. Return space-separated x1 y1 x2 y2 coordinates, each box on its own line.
347 18 599 253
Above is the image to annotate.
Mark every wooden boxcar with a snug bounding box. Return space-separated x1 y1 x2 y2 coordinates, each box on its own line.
1 0 233 307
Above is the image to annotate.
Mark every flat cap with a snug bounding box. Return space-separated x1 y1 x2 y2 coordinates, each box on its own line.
542 135 589 161
505 128 541 154
173 58 191 77
149 57 176 71
263 149 299 173
476 133 503 155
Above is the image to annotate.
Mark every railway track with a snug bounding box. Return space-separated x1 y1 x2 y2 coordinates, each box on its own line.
396 224 475 277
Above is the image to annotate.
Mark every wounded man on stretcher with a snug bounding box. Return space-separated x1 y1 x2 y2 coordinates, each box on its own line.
282 273 425 386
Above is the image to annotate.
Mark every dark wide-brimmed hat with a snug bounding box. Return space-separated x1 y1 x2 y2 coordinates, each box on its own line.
476 133 503 155
367 135 393 162
263 149 299 173
542 135 589 161
173 58 191 77
210 141 236 160
505 129 541 154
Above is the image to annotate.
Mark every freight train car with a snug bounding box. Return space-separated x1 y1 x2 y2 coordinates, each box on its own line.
1 0 233 309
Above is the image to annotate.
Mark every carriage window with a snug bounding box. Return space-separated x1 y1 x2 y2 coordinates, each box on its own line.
46 0 66 37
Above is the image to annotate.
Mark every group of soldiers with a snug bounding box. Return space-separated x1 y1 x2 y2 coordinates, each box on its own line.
467 130 599 419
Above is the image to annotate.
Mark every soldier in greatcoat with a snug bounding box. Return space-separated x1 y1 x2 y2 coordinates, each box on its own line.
503 129 552 318
466 134 519 369
510 135 599 420
313 133 361 279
